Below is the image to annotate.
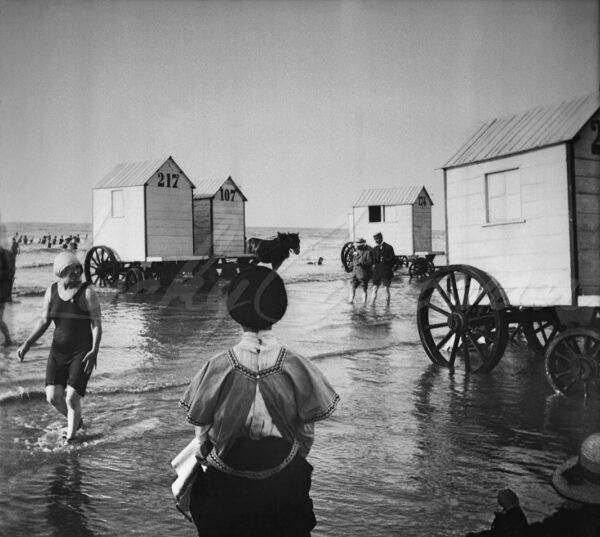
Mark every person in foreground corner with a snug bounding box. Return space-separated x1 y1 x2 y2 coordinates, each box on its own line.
527 432 600 537
179 265 340 537
17 252 102 445
371 231 395 306
465 488 528 537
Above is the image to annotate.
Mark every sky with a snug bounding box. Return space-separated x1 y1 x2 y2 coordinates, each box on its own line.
0 0 598 230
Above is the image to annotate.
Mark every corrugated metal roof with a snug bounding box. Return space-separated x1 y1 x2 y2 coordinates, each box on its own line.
193 176 248 201
94 157 170 188
443 92 600 169
354 186 428 207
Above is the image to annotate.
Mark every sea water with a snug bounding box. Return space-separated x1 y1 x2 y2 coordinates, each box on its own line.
0 224 599 536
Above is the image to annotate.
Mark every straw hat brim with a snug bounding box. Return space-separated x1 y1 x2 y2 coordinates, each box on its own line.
552 455 600 505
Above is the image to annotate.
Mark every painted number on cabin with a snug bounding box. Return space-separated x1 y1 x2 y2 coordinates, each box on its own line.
157 173 179 188
219 188 237 201
418 195 427 206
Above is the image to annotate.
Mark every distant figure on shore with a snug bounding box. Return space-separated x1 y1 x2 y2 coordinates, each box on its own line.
17 252 102 445
0 243 13 346
11 237 20 257
465 488 528 537
348 238 373 305
371 232 395 307
179 266 339 536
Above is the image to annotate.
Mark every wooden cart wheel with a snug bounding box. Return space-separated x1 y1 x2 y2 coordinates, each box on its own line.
84 245 120 287
521 307 563 354
124 266 145 290
417 264 509 373
341 242 355 273
397 255 409 268
545 327 600 400
409 257 431 279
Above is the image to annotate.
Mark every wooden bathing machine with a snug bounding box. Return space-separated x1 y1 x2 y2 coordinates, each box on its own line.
417 92 600 399
88 156 251 288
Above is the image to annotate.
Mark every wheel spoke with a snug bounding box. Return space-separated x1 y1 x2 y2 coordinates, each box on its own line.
466 329 488 364
434 329 455 352
449 334 460 364
448 272 460 305
434 281 454 310
428 303 451 318
471 326 495 345
466 289 487 316
425 322 449 330
462 275 471 306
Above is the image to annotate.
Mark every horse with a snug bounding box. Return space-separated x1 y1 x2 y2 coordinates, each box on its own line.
246 232 301 271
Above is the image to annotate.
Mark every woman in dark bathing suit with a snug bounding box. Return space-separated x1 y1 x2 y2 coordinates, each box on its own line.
17 252 102 445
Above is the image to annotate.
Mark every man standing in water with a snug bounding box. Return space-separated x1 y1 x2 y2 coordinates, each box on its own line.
371 232 395 306
348 238 373 305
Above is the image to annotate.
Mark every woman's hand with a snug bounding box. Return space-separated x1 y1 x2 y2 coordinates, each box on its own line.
82 350 98 374
16 342 30 362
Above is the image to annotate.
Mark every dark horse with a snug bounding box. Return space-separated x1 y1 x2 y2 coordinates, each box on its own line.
247 232 301 271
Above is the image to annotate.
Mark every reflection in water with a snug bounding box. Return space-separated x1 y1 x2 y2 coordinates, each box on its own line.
45 454 95 537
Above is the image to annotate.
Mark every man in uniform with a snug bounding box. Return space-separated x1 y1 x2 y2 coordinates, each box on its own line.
371 232 395 306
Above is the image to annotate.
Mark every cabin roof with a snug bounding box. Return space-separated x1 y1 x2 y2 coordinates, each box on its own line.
443 92 600 169
193 176 248 201
354 186 432 207
94 156 192 189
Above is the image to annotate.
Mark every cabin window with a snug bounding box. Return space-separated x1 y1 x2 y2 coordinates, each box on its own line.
485 169 521 223
368 205 382 222
111 190 124 218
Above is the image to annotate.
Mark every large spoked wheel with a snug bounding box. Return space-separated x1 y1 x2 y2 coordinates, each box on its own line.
341 242 355 273
521 307 563 355
545 328 600 400
417 265 509 373
84 246 121 287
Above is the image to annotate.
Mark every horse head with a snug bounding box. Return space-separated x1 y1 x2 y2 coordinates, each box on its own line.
278 232 300 255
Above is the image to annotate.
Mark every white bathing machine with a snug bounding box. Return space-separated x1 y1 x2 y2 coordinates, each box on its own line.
89 156 251 289
417 93 600 399
342 186 442 277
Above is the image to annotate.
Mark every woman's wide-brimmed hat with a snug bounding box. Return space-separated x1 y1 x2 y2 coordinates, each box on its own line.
53 251 82 278
227 266 287 329
552 433 600 505
354 237 366 245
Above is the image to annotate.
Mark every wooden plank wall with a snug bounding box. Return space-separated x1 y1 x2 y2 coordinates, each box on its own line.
193 199 212 256
412 199 432 252
212 178 245 256
145 172 194 257
573 112 600 296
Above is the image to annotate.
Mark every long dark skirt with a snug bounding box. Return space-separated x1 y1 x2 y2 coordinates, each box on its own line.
189 453 316 537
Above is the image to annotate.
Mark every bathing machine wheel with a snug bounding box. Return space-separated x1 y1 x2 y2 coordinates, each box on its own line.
521 307 563 354
341 242 355 273
417 265 509 373
84 245 121 287
408 256 435 279
124 266 147 291
545 327 600 400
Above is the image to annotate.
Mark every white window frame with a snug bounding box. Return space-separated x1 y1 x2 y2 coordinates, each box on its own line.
111 190 124 218
485 168 523 225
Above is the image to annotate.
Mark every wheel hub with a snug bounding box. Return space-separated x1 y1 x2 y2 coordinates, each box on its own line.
569 356 598 381
447 311 466 333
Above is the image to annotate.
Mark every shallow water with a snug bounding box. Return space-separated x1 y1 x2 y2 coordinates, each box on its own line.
1 226 599 536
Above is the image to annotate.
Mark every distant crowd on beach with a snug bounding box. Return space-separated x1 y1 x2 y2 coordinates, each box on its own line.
11 232 87 252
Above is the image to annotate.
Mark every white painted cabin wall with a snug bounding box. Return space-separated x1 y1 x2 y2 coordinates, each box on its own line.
446 144 572 306
92 187 145 261
353 205 414 254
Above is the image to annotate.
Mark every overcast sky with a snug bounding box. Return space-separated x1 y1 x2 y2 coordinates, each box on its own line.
0 0 597 230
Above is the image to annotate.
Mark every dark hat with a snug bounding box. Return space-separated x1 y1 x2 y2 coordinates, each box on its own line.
552 433 600 505
373 232 383 239
227 266 287 329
